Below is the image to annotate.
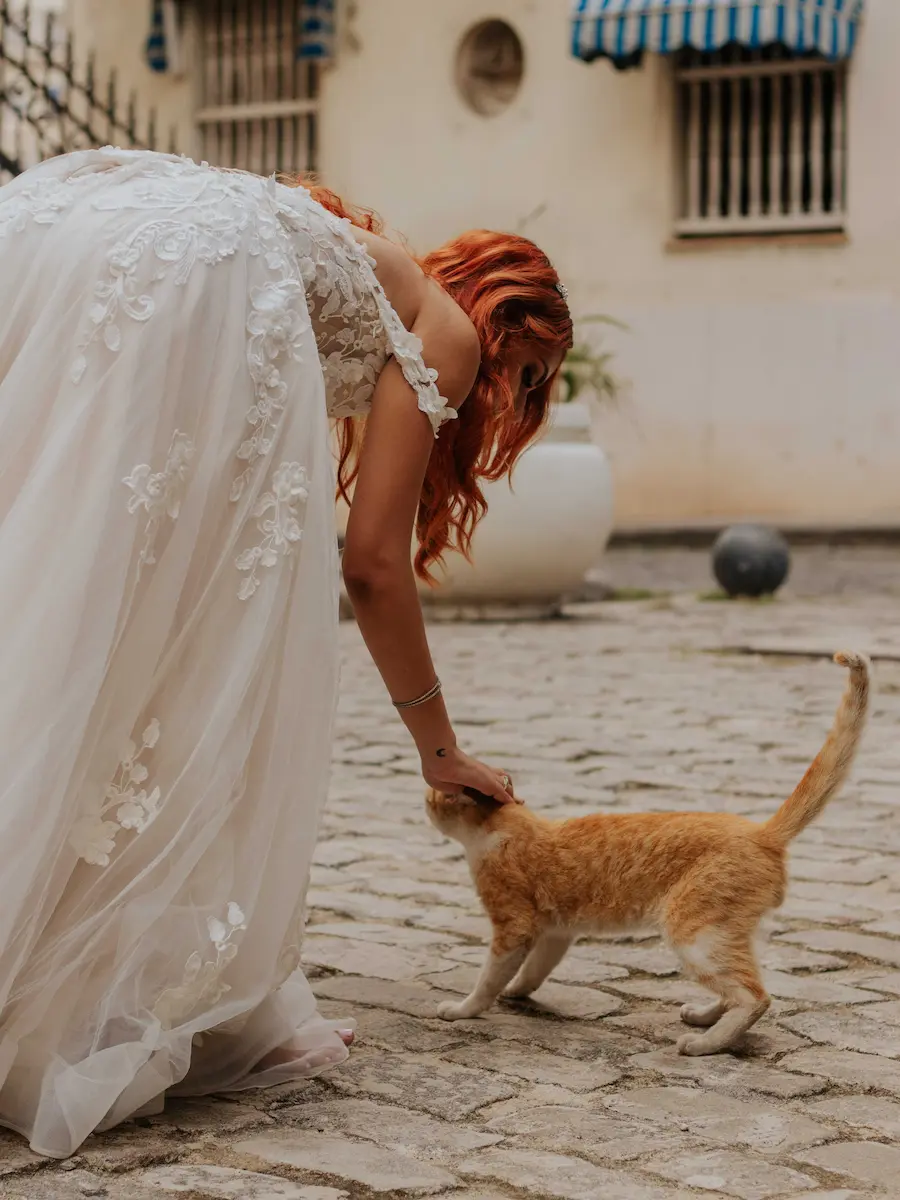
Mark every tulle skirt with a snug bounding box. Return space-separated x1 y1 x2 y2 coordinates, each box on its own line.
0 150 348 1157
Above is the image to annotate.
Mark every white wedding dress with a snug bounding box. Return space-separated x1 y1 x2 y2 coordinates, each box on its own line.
0 147 453 1158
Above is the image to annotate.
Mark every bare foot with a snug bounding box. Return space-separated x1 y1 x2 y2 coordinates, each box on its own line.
254 1028 354 1073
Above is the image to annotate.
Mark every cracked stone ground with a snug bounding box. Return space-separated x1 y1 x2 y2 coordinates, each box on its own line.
4 545 900 1200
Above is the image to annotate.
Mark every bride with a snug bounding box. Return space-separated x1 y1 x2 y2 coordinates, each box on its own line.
0 146 573 1157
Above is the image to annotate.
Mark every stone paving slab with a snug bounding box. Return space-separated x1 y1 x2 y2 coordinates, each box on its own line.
144 1165 349 1199
643 1148 817 1200
5 546 900 1198
792 1143 900 1192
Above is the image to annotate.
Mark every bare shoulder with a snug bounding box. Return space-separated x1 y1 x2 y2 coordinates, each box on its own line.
417 283 481 406
348 228 425 327
352 228 480 407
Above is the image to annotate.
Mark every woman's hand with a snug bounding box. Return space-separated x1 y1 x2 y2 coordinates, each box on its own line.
421 746 519 805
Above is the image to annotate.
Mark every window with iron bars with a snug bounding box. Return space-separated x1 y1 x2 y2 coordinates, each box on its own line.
674 45 847 237
195 0 320 176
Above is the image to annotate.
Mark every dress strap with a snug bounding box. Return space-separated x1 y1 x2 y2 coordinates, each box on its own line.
366 280 458 436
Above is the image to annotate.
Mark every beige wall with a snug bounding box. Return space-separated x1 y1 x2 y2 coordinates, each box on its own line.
68 0 900 528
318 0 900 529
66 0 197 154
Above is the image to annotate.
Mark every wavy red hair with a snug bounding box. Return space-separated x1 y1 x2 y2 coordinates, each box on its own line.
300 181 573 579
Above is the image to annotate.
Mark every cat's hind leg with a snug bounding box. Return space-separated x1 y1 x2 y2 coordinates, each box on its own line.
680 998 726 1027
671 928 770 1055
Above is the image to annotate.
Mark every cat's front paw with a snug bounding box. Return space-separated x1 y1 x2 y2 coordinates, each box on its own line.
676 1032 716 1056
437 1000 473 1021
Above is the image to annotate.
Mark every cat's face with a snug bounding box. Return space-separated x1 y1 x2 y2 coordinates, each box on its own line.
425 788 496 842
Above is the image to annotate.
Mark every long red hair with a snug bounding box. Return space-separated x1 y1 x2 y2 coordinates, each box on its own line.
302 182 574 580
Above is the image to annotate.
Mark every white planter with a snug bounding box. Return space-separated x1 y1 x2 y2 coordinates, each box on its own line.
336 400 614 617
421 400 613 615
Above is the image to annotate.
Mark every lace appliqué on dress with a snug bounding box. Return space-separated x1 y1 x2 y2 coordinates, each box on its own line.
273 187 458 436
0 177 78 241
69 719 162 866
123 431 194 579
153 903 247 1028
227 179 317 598
358 275 457 436
33 154 311 602
236 462 309 601
231 279 308 504
384 322 456 436
71 166 252 384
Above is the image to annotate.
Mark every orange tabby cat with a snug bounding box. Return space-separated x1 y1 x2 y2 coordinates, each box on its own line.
425 652 870 1055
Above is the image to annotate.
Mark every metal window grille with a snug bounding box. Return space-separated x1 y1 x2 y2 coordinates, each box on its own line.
675 46 847 236
196 0 320 176
1 0 161 184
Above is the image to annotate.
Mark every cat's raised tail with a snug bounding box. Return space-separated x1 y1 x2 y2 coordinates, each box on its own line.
763 651 871 847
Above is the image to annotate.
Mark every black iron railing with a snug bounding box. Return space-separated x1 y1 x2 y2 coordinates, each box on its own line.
0 0 168 183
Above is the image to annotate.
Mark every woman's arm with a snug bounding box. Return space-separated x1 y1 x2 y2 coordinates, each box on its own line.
341 310 515 803
341 357 454 754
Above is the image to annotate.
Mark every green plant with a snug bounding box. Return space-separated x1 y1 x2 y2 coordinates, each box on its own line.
558 314 624 405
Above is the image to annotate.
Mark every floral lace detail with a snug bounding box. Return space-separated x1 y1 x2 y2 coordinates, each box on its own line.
273 185 457 435
69 158 262 384
0 177 77 240
236 462 309 601
231 281 308 503
378 318 457 435
153 902 247 1028
272 192 384 422
123 431 194 579
70 719 162 866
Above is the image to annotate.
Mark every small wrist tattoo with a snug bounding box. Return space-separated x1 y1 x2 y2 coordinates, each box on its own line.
436 748 447 758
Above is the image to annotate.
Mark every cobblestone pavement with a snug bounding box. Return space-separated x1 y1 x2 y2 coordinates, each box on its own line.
5 546 900 1199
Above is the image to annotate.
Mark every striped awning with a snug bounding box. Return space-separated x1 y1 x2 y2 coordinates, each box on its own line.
145 0 182 75
145 0 336 74
571 1 865 66
298 0 336 60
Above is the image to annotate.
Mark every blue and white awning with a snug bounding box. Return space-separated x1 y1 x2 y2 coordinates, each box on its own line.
298 0 336 60
145 0 182 75
571 0 865 66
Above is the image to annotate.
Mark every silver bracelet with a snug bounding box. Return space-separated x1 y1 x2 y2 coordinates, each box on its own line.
393 679 442 710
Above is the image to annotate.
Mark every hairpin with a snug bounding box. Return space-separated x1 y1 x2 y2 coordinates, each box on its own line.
555 280 569 302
